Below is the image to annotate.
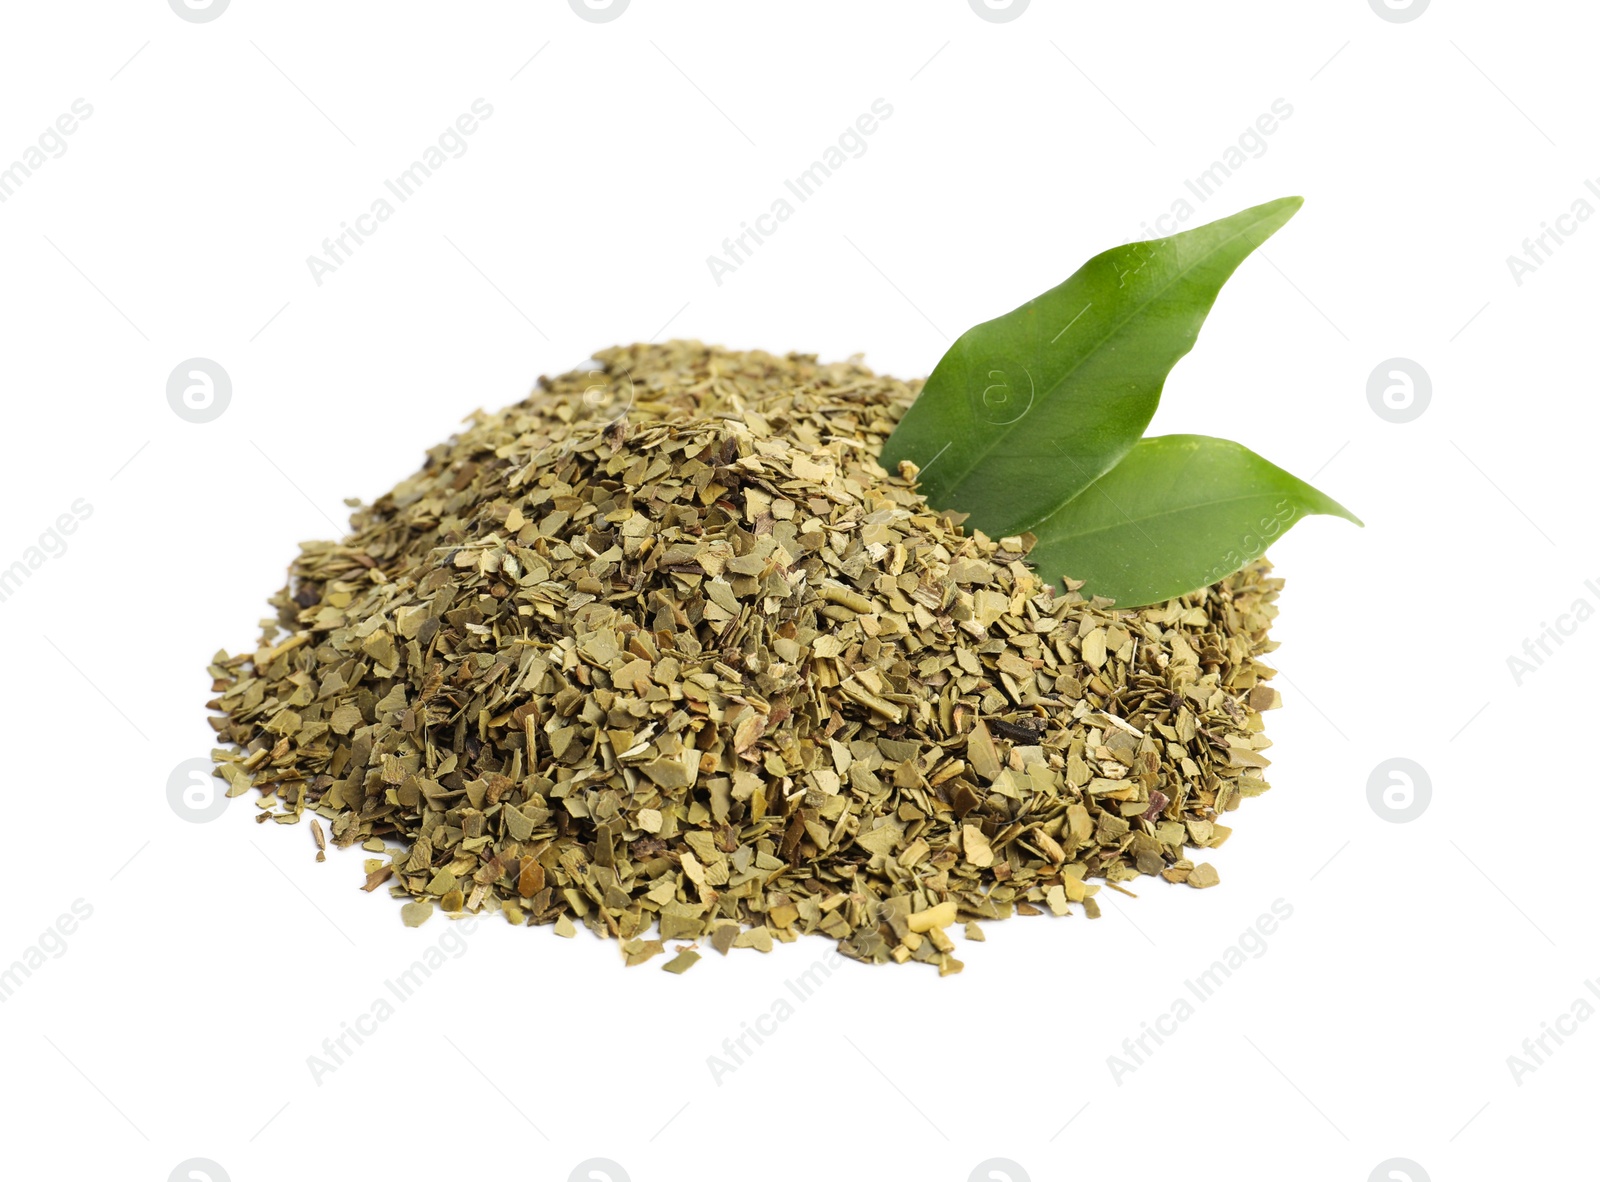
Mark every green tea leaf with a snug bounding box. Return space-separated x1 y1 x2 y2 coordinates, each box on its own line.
1026 435 1361 607
881 197 1303 539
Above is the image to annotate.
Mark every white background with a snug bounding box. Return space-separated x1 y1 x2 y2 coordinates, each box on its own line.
0 2 1588 1180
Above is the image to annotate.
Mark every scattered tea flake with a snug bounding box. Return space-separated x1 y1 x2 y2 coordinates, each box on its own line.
623 938 665 966
962 823 995 869
1046 884 1070 917
554 914 577 938
1081 628 1108 668
964 922 985 942
907 901 958 933
854 826 900 858
1249 685 1283 712
966 720 1002 783
400 901 433 928
502 804 535 842
661 948 702 974
641 753 696 790
516 860 545 898
660 901 707 940
1065 804 1094 846
1188 862 1221 889
733 927 773 952
217 763 252 798
329 703 363 735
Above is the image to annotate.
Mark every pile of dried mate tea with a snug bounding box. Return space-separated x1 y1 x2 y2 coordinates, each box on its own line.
207 341 1284 974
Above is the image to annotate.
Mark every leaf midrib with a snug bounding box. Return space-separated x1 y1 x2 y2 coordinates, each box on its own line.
1040 490 1305 546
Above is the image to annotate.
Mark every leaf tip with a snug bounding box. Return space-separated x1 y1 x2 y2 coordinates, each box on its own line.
1317 493 1362 528
1254 194 1304 229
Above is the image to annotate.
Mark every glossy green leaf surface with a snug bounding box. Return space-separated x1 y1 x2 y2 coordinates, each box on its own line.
1024 434 1362 607
880 196 1303 539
